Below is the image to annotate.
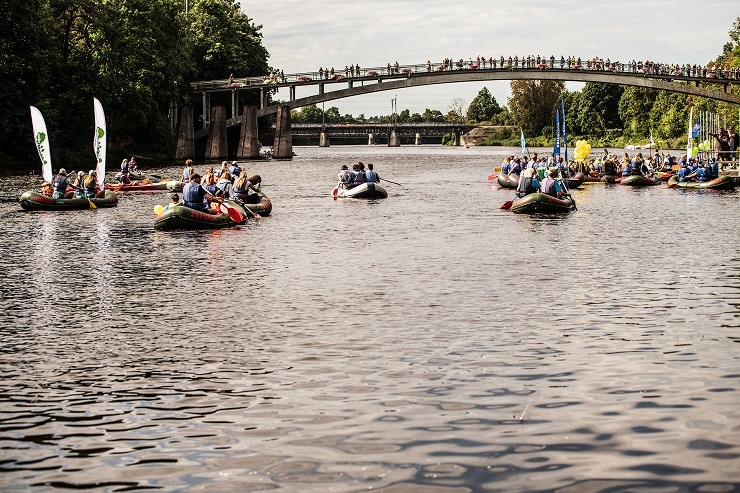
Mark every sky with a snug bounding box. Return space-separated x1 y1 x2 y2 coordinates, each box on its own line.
241 0 735 117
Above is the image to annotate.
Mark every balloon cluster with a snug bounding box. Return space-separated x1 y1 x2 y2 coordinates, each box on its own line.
692 139 712 157
574 140 591 162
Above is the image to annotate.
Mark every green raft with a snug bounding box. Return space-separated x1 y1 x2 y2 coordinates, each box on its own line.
619 173 661 186
667 175 735 190
154 200 248 230
238 194 272 216
510 192 576 214
19 190 119 211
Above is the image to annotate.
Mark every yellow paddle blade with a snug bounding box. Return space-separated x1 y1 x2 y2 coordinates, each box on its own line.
88 200 97 209
495 166 502 172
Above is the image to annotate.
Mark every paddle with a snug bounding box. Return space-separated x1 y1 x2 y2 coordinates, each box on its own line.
332 183 340 199
218 201 244 223
380 178 402 186
558 167 577 211
500 199 513 210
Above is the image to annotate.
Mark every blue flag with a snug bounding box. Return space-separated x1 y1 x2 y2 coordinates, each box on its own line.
561 97 568 162
692 117 700 139
553 110 561 160
520 129 526 155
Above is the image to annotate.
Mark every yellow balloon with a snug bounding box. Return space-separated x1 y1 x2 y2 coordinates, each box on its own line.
153 204 164 215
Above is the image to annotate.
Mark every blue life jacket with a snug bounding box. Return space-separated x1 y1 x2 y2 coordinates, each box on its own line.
183 182 205 210
203 183 217 195
510 164 521 175
365 170 378 182
621 164 631 177
355 171 366 183
52 174 67 194
228 165 241 176
695 167 707 182
708 163 719 179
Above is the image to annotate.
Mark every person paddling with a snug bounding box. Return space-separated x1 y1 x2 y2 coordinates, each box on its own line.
51 168 74 199
233 171 262 204
182 173 221 214
365 163 380 183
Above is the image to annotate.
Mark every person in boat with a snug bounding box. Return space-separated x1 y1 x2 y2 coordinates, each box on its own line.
509 157 522 176
630 153 645 176
52 168 74 199
677 161 690 182
686 161 708 182
202 166 218 196
228 161 242 178
216 161 228 178
353 163 366 185
81 170 104 198
119 159 131 184
707 158 719 180
603 159 618 177
41 181 53 196
164 193 180 210
73 171 85 189
181 159 194 183
365 163 380 183
500 157 511 175
337 165 354 189
516 167 540 197
215 172 233 198
128 157 139 177
620 158 632 178
182 174 221 213
540 168 565 197
233 171 262 203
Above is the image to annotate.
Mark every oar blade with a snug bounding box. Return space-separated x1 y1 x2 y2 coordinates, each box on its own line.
220 203 243 223
500 200 513 210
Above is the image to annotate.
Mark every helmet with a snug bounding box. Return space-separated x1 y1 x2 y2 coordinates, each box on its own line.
78 171 84 177
89 170 96 175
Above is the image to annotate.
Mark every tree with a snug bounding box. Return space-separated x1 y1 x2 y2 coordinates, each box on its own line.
466 87 502 123
649 92 689 140
618 87 658 138
293 104 324 123
508 80 565 136
446 98 467 123
422 109 445 122
572 83 623 136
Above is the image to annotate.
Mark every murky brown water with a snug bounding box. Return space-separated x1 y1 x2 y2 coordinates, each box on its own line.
1 146 738 492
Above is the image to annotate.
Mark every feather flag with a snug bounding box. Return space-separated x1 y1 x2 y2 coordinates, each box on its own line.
520 129 526 155
686 106 694 159
30 106 53 182
561 97 568 163
553 109 561 160
93 98 106 190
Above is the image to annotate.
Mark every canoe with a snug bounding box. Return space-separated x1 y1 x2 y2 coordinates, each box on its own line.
154 200 248 230
510 192 576 214
566 172 586 189
19 190 119 211
105 180 183 192
497 173 519 189
619 174 661 186
667 175 735 190
335 182 388 199
236 194 272 217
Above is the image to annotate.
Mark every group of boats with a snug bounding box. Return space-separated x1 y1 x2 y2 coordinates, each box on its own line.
491 165 736 214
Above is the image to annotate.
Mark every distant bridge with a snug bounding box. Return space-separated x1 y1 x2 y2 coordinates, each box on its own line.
190 60 740 137
289 122 466 137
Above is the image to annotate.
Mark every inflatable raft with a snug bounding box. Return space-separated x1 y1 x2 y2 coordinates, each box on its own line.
154 200 248 230
619 174 661 186
19 190 119 211
667 175 735 190
236 194 272 217
105 180 183 192
510 192 576 214
497 173 519 189
600 174 619 183
335 182 388 199
566 172 586 189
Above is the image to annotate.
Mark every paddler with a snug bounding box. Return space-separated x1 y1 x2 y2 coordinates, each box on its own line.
51 168 74 199
182 173 221 214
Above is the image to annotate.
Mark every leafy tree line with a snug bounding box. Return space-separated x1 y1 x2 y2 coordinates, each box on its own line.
0 0 269 170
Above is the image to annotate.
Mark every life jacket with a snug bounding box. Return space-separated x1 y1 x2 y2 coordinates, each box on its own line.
203 183 217 195
228 164 241 176
695 167 706 182
678 167 688 182
621 164 631 177
540 177 557 196
52 174 67 194
182 182 204 209
83 177 96 197
216 179 231 197
510 164 521 175
182 167 191 182
354 171 366 183
501 163 510 174
708 163 719 179
121 161 129 173
365 170 378 182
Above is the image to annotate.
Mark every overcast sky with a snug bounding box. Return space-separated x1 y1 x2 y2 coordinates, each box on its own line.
241 0 735 117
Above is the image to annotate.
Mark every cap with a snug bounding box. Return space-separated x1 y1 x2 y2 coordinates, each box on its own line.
89 169 96 175
59 168 66 174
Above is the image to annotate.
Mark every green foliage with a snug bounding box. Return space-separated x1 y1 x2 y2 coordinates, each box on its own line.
572 83 624 136
508 80 565 136
649 92 689 139
618 87 658 138
466 87 502 123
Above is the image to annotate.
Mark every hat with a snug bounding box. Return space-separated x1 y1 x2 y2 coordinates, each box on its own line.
341 165 348 170
89 170 96 175
78 171 84 177
59 168 66 175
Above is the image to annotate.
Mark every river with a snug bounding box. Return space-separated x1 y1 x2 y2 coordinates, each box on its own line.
0 145 738 492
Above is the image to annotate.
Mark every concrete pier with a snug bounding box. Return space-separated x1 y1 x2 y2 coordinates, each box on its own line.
272 105 293 160
388 128 400 147
319 128 330 147
415 132 421 145
175 106 195 160
205 106 227 160
368 133 375 145
237 105 260 159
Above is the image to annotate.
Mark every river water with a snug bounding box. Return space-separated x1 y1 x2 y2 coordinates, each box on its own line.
0 145 738 492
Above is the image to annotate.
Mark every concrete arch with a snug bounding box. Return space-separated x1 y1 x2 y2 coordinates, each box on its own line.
256 69 740 118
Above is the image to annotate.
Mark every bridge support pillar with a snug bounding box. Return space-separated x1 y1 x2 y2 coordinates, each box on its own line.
319 128 330 147
237 105 260 159
205 106 228 160
273 105 293 160
453 129 461 146
368 133 375 145
388 128 400 147
175 106 195 160
415 132 421 145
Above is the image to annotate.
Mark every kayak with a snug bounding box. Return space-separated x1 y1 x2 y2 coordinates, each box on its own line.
497 173 519 189
510 192 576 214
105 180 183 192
19 190 119 211
566 172 586 189
334 182 388 199
667 175 735 190
154 200 248 230
236 194 273 217
620 174 661 186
